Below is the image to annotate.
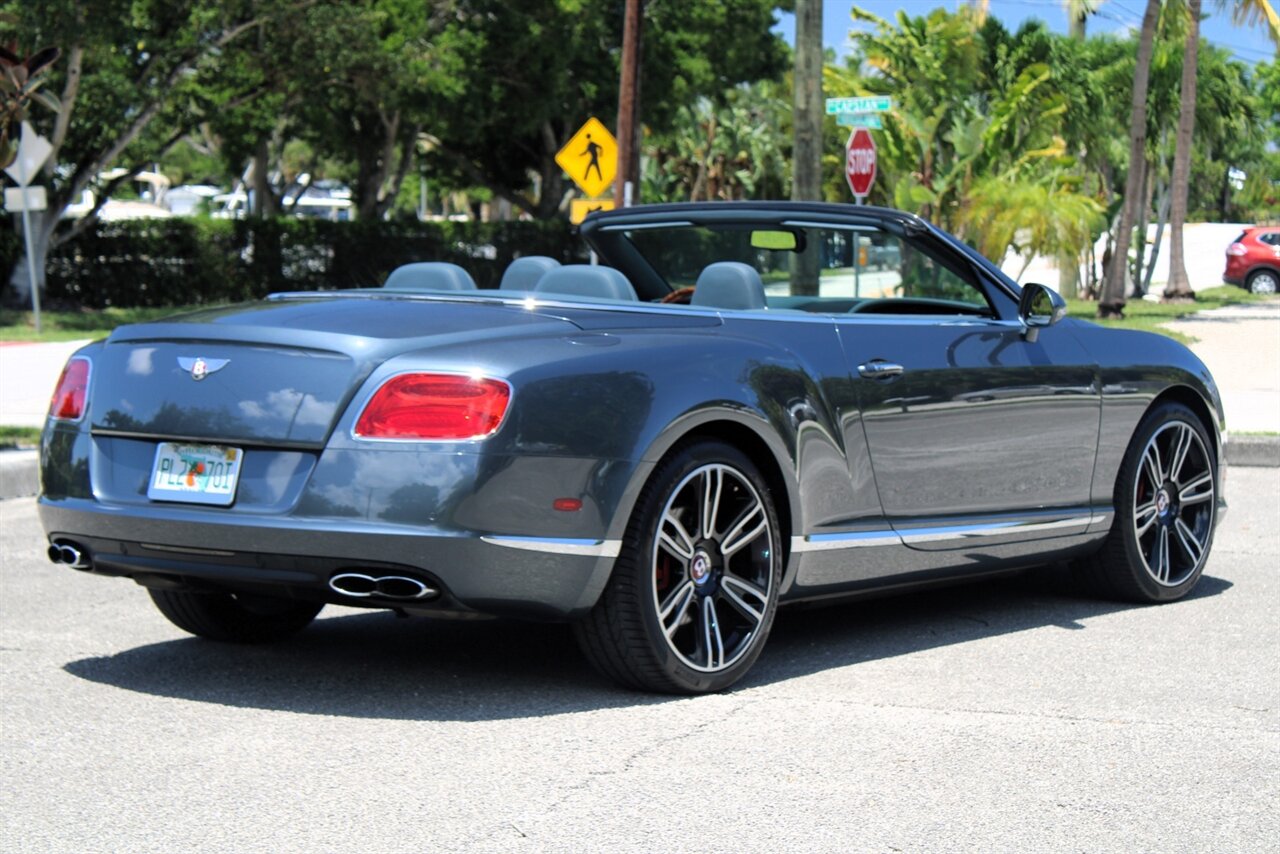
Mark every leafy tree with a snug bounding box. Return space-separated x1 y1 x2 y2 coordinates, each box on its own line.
421 0 788 219
1 0 298 304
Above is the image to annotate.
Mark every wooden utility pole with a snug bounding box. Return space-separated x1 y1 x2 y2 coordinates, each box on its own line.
791 0 822 296
615 0 642 206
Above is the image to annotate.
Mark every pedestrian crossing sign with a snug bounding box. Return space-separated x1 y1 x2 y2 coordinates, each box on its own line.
556 117 617 199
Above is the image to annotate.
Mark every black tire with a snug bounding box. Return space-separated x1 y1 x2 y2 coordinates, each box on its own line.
1246 269 1278 296
573 440 783 694
148 588 323 643
1075 402 1217 603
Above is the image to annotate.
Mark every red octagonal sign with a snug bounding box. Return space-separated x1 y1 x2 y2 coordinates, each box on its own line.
845 128 877 200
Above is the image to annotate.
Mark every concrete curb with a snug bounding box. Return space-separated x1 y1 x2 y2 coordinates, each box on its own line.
1 436 1277 503
1228 435 1280 468
0 450 38 501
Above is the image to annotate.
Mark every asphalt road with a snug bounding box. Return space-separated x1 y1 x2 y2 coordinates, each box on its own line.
2 470 1277 853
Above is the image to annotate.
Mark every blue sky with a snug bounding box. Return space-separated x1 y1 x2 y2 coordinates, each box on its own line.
774 1 1277 67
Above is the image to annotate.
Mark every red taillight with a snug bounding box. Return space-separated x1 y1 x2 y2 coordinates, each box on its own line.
49 357 91 421
1226 243 1247 256
354 373 511 440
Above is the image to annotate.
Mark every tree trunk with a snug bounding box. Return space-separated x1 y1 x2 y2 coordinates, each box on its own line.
1163 0 1200 301
251 138 279 218
1099 0 1161 318
1130 162 1153 298
791 0 823 297
1143 184 1171 295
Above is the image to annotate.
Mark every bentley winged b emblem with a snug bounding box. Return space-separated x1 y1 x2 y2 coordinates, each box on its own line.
177 356 229 381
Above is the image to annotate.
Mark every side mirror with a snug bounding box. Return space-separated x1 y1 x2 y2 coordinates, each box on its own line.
1018 282 1067 343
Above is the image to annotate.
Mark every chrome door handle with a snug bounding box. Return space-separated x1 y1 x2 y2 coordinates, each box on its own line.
858 361 904 379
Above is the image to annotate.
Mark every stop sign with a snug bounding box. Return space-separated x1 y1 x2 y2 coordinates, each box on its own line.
845 128 877 200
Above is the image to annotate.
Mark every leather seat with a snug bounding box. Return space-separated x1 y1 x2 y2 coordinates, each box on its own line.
691 262 767 310
533 265 638 302
499 256 561 290
383 262 478 291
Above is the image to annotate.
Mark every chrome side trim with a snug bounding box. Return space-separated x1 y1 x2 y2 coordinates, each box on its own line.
897 514 1095 545
791 530 901 553
792 509 1113 554
480 536 622 558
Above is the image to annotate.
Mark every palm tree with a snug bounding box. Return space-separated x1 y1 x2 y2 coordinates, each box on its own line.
1065 0 1104 40
1099 0 1161 319
1164 0 1203 300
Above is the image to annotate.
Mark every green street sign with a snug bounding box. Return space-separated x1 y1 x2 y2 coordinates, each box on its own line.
836 113 883 129
825 96 893 115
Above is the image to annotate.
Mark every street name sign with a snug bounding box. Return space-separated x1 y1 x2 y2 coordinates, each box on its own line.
555 117 617 199
825 96 893 115
836 113 883 129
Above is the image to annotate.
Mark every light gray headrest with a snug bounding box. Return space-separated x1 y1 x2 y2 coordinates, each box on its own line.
533 265 638 302
692 262 766 310
383 262 477 291
499 256 561 290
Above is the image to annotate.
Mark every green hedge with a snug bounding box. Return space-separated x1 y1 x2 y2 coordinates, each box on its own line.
6 218 585 308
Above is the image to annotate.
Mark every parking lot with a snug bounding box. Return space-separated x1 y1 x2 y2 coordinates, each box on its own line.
0 467 1274 852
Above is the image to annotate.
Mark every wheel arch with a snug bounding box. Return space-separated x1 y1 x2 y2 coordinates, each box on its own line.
607 411 799 574
1146 384 1221 465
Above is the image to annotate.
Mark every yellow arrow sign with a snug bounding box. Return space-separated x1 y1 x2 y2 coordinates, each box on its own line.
556 117 617 199
570 197 615 224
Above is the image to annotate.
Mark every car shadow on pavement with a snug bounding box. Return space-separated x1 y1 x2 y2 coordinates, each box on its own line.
63 566 1232 721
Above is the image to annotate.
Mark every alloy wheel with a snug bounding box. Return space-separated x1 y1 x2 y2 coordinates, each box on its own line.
651 463 774 673
1131 420 1215 587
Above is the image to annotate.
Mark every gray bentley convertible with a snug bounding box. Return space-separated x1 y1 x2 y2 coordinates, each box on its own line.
39 202 1226 693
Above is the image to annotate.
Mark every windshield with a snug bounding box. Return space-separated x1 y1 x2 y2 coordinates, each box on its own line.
622 223 991 314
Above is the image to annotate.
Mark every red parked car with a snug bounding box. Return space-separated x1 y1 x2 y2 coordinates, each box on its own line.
1224 226 1280 295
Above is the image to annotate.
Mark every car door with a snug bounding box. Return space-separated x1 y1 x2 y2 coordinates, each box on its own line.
834 228 1102 550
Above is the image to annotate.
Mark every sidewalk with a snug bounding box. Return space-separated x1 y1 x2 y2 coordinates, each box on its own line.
1 304 1277 500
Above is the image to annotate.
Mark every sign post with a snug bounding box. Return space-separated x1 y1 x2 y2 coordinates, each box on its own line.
3 122 54 333
845 127 877 204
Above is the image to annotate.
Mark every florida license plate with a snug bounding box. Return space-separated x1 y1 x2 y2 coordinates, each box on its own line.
148 442 243 506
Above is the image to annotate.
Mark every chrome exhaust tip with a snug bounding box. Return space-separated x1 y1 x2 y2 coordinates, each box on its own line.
329 572 438 601
48 542 91 570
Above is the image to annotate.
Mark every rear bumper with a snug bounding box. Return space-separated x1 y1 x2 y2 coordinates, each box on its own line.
39 498 618 620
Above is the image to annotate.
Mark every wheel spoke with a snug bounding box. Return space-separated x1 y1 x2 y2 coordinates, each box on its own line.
1143 441 1164 488
700 468 723 540
720 501 767 559
659 511 696 561
1168 424 1194 484
659 580 696 639
1134 501 1159 537
1178 471 1214 506
701 595 724 669
1174 518 1205 566
1156 526 1172 583
720 575 767 627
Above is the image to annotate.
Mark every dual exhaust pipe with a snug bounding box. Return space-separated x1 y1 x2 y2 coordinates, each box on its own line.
48 542 431 602
47 542 91 571
329 572 438 601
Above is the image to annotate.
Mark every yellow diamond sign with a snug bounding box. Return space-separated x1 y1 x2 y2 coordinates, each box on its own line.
556 117 617 199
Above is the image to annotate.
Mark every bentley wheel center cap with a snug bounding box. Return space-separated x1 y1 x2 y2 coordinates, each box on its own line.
691 551 713 585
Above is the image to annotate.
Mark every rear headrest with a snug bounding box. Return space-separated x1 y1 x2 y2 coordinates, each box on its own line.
383 262 477 291
691 262 767 310
499 256 561 290
533 265 638 302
